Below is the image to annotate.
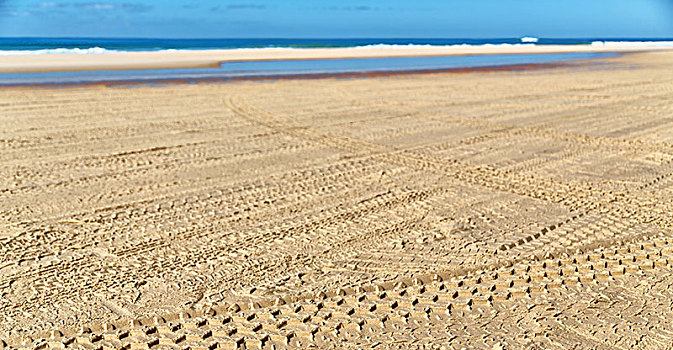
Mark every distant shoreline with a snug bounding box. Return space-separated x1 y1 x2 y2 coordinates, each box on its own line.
1 45 672 74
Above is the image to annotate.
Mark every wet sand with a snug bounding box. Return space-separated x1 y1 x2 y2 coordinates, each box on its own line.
2 50 673 348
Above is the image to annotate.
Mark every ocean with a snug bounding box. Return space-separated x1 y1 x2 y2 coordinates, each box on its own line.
1 37 672 55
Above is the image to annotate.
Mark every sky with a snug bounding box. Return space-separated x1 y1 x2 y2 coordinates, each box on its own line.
0 0 672 38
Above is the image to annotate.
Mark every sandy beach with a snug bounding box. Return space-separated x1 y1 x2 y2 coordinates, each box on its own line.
2 50 673 348
0 44 671 73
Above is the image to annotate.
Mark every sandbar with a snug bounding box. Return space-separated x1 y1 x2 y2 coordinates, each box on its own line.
1 44 672 73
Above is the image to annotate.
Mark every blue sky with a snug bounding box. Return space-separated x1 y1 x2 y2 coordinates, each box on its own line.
0 0 672 38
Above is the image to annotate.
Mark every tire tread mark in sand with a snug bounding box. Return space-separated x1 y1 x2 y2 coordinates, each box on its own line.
0 154 387 249
10 233 673 349
496 157 673 257
0 159 398 284
1 96 640 319
225 94 616 211
224 94 673 279
222 97 666 284
223 95 653 264
0 139 314 196
0 166 426 300
0 183 439 322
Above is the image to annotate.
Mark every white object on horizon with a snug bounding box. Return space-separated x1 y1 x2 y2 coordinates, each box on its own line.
520 37 539 43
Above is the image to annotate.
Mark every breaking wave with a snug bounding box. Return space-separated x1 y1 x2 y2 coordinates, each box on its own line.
591 41 673 47
0 47 120 55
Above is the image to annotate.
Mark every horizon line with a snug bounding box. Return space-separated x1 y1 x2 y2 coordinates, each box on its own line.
2 36 673 40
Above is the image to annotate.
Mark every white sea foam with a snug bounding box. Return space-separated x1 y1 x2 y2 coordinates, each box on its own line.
350 43 536 50
0 47 118 55
591 41 673 47
0 46 292 55
0 43 537 56
2 41 672 56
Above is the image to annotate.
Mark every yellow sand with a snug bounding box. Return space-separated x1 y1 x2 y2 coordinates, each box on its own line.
1 51 673 348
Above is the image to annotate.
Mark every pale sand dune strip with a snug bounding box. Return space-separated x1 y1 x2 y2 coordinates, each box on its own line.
1 44 672 73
